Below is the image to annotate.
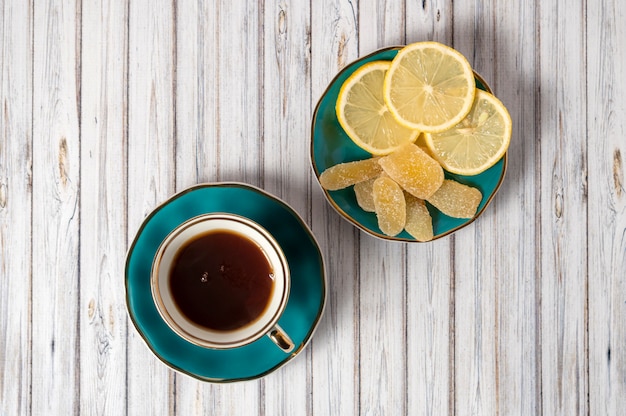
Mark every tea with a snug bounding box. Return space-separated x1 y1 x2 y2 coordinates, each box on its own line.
168 230 275 332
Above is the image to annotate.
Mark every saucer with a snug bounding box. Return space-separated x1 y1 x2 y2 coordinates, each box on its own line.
310 46 507 242
125 183 326 382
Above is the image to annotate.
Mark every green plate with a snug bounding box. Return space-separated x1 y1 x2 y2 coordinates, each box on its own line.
310 46 507 241
125 183 326 382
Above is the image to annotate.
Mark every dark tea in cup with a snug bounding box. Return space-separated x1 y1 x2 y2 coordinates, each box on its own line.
168 229 275 331
151 213 293 351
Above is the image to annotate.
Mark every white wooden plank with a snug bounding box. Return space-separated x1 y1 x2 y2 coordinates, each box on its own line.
174 0 219 189
358 239 407 416
452 230 498 416
261 0 313 413
404 3 455 415
406 0 453 44
587 1 626 414
539 0 588 414
127 0 176 414
491 2 542 414
310 1 360 415
308 211 360 416
79 0 129 414
358 0 404 51
0 1 32 415
262 0 312 207
356 3 408 415
31 0 81 414
405 240 453 416
213 0 262 187
451 3 499 415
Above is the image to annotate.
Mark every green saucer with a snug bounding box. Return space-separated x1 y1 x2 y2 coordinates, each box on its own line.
310 46 507 242
125 183 326 382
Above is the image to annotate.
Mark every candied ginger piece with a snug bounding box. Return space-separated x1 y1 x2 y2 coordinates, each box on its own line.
426 179 482 218
319 157 382 190
372 176 406 236
378 144 444 199
353 177 377 212
404 193 434 242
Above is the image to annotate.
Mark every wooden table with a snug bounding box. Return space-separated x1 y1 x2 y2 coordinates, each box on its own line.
1 0 625 414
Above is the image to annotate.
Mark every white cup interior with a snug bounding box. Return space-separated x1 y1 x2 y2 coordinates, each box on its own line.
151 214 290 349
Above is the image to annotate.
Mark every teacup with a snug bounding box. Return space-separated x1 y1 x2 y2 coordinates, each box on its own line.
151 213 294 352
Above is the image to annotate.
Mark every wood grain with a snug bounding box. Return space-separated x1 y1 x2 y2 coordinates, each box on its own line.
174 0 219 189
489 0 542 414
213 0 262 186
539 0 589 414
587 0 626 414
406 240 453 416
79 0 129 414
31 0 81 414
0 1 32 415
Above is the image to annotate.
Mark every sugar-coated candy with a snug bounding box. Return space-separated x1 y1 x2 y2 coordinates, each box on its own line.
319 157 382 190
426 179 482 218
404 193 434 241
378 144 444 199
353 177 377 212
372 176 406 236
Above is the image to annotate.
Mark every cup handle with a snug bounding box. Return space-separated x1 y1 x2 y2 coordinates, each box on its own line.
268 324 294 353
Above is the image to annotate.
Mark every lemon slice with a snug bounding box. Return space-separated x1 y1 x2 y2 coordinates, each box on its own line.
383 42 476 133
336 61 420 155
424 90 512 175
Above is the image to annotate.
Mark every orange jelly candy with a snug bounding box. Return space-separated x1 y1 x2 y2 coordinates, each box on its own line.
426 179 482 218
404 193 434 241
372 176 406 236
353 177 377 212
319 157 382 190
378 144 444 199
